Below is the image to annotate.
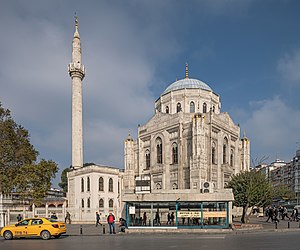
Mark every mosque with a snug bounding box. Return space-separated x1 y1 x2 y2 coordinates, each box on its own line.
67 18 250 228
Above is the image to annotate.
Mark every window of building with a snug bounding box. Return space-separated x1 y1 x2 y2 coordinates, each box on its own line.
190 101 195 113
230 149 234 167
145 150 150 169
223 137 228 164
109 178 113 192
212 106 215 113
81 199 84 208
87 198 90 208
156 183 162 190
99 199 104 208
203 103 207 113
87 177 90 192
99 177 104 191
156 137 163 164
172 142 178 164
212 143 216 164
109 199 113 208
81 178 84 192
172 183 178 189
166 106 169 114
177 103 181 113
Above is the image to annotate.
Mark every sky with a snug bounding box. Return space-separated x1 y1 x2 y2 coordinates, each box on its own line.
1 0 300 187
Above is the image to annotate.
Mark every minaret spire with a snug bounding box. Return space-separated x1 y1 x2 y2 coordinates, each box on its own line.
185 63 189 79
68 16 86 169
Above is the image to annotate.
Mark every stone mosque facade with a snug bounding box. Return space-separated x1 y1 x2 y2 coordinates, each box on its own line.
123 65 250 194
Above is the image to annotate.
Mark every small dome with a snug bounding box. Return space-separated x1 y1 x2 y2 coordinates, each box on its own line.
162 78 212 95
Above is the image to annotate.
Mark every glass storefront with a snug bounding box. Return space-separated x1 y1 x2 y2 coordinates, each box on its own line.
125 201 229 229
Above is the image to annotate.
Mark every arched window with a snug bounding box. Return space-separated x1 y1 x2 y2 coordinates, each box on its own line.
172 142 178 164
203 103 207 113
223 137 228 164
172 183 178 190
87 177 90 192
99 199 104 208
156 137 163 164
99 177 104 191
166 106 169 114
81 178 84 192
156 183 162 190
230 149 234 166
145 150 150 169
87 198 90 208
109 178 113 192
109 199 114 208
81 199 84 208
177 103 181 113
190 101 195 113
212 106 215 113
212 143 216 164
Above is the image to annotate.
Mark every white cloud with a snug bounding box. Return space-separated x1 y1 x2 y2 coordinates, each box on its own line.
243 96 300 163
278 49 300 85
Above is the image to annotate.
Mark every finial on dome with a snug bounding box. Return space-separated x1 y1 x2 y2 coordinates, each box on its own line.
75 13 78 27
185 63 189 79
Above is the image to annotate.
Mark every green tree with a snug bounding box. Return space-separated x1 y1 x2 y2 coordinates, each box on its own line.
59 167 71 193
0 102 58 204
226 171 273 223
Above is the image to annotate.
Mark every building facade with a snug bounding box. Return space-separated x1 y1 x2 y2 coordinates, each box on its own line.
124 64 250 194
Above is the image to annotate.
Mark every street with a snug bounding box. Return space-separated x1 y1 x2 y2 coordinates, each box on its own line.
1 231 300 250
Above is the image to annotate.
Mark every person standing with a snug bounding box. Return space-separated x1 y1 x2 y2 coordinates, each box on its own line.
17 214 23 222
107 213 116 234
266 206 273 222
170 212 175 226
142 212 147 226
96 212 101 227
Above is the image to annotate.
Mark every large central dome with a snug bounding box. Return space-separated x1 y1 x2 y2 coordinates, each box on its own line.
162 78 212 95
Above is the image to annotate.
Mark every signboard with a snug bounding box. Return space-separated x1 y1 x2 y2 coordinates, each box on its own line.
129 206 135 215
177 211 226 218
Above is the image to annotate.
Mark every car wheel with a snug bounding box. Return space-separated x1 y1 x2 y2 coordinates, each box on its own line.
3 230 13 240
54 234 61 239
40 230 51 240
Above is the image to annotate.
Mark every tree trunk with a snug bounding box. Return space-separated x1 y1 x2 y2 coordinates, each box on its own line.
241 204 249 224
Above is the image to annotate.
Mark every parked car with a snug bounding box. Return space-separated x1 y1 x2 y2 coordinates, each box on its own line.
0 217 66 240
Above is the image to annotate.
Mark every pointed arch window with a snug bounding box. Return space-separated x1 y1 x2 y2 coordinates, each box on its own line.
172 183 178 190
190 101 195 113
87 198 90 208
177 103 181 113
81 178 84 192
156 183 162 190
87 177 90 192
172 142 178 164
223 137 228 164
99 198 104 208
156 137 163 164
109 178 113 192
203 103 207 113
166 106 169 114
212 106 215 113
145 150 150 169
109 199 114 209
99 177 104 191
81 199 84 208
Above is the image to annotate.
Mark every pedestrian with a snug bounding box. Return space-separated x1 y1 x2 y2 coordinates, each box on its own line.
142 212 147 226
170 212 175 225
107 212 116 234
167 213 171 225
266 206 273 222
291 207 299 221
65 211 71 224
51 212 58 220
273 206 279 223
281 206 290 220
17 214 23 222
96 212 101 227
155 212 161 226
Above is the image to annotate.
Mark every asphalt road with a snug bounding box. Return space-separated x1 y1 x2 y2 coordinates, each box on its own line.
0 232 299 250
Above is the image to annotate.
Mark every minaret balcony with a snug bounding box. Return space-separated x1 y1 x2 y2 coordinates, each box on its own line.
68 63 86 78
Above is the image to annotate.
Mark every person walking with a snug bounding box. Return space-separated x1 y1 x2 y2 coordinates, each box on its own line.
96 212 101 227
142 212 147 226
266 206 273 222
170 212 175 226
281 206 290 220
65 211 71 224
17 214 23 222
107 213 116 234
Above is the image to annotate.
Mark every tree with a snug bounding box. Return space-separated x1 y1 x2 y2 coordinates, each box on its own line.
0 102 58 203
59 167 72 193
226 171 273 223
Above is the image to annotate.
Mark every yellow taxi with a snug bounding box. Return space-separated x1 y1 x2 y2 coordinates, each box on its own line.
0 217 66 240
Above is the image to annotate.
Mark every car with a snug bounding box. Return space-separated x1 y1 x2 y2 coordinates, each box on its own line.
0 217 66 240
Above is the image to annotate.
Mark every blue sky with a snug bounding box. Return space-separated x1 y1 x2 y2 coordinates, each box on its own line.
1 0 300 186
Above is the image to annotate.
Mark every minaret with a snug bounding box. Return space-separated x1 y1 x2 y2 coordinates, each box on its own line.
68 16 85 169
